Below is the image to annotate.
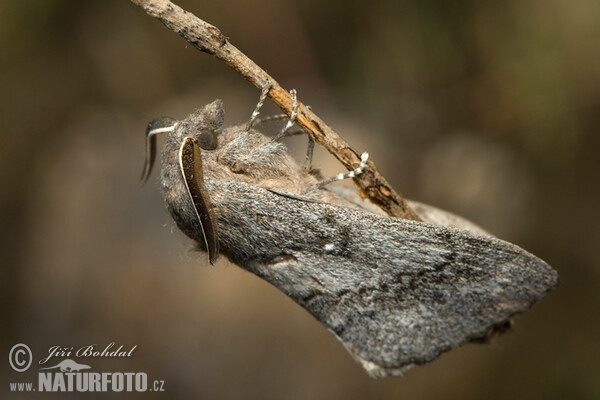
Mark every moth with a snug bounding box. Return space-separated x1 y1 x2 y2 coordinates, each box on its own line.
140 92 558 378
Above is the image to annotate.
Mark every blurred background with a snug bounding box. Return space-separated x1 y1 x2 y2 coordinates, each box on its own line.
1 0 599 398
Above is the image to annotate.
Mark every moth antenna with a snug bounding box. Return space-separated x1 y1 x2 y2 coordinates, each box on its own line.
140 117 178 184
246 83 273 131
317 152 369 188
273 89 298 141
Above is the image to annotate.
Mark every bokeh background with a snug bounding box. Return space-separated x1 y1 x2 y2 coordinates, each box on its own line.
2 0 599 399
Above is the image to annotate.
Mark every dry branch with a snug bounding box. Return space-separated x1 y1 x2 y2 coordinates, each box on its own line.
130 0 421 220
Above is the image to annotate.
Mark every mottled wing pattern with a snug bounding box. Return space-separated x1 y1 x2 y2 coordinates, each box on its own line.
208 180 558 377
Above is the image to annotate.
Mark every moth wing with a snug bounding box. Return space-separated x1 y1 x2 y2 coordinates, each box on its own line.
324 185 491 235
179 137 220 264
406 200 491 236
265 187 324 203
213 182 558 378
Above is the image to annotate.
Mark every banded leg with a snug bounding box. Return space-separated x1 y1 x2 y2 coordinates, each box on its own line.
246 83 272 131
272 89 298 141
317 152 369 188
253 113 289 126
246 88 314 172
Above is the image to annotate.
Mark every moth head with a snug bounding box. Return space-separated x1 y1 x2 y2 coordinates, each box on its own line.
190 99 225 151
193 129 219 150
139 100 225 184
140 103 222 265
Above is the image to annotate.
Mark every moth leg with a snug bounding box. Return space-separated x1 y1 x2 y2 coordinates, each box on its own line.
246 83 273 131
140 117 178 184
272 89 298 142
255 122 316 172
253 113 289 126
256 104 314 127
317 152 369 188
265 90 315 171
304 136 315 171
240 87 315 175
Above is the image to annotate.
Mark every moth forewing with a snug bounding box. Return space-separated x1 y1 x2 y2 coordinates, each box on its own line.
178 137 219 264
215 181 558 378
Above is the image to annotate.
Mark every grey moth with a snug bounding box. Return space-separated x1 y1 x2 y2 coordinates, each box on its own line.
141 98 558 378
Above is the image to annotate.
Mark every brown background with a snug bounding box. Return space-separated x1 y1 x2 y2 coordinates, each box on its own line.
1 0 599 399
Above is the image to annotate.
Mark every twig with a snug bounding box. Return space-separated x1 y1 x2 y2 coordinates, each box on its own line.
129 0 421 220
